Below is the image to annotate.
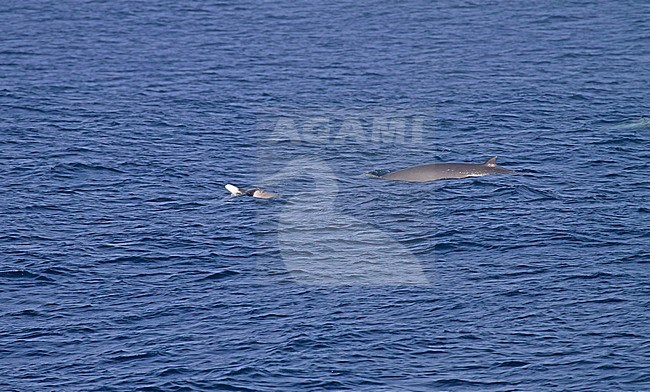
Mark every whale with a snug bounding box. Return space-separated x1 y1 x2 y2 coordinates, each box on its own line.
379 157 514 182
225 184 278 199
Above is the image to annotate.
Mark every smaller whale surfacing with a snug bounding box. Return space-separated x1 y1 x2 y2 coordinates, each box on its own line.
225 184 278 199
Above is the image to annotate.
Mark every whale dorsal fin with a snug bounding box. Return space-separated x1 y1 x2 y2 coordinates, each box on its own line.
485 156 497 167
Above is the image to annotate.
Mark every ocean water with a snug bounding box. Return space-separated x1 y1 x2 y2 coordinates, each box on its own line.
1 1 649 390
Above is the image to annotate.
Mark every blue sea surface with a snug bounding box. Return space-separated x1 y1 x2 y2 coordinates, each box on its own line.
1 1 649 390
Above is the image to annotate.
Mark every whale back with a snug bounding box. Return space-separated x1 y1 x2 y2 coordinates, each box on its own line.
380 157 512 182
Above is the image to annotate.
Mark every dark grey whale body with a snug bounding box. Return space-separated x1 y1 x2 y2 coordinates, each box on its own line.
380 157 513 182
